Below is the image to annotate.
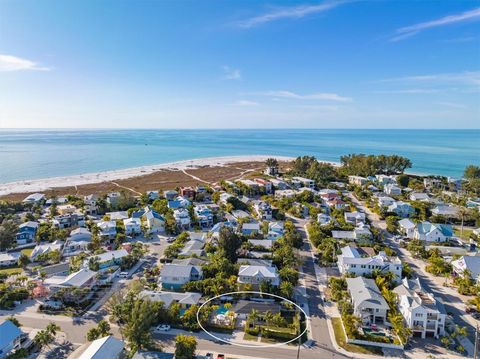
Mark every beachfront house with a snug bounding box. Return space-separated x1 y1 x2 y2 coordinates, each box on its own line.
237 265 280 288
346 277 389 325
15 221 39 245
159 264 203 290
414 222 453 243
22 193 45 204
394 277 446 338
337 245 403 280
0 320 27 358
348 176 368 186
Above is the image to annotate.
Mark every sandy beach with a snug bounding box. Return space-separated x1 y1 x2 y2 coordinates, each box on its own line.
0 155 313 198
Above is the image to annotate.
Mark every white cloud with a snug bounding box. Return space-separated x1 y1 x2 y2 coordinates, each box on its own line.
222 66 241 80
0 54 50 72
232 100 259 106
378 71 480 86
435 101 467 109
251 90 352 102
236 1 349 28
391 7 480 42
374 89 440 94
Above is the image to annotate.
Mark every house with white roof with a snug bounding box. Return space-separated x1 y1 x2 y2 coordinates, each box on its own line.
237 265 280 287
174 208 191 230
375 174 396 185
431 204 459 218
0 252 20 267
377 196 395 208
57 204 77 215
346 277 389 325
267 222 284 240
292 176 315 189
451 256 480 283
270 178 288 190
78 335 124 359
159 264 203 290
22 193 45 204
394 277 446 338
414 222 453 243
337 245 403 280
0 320 27 359
194 205 214 229
69 227 92 242
248 239 274 251
179 238 205 257
64 228 92 256
140 290 201 308
254 201 273 221
332 226 373 241
123 217 142 235
30 241 63 261
344 212 366 225
167 196 191 209
385 184 402 196
106 211 129 220
85 249 129 270
410 193 431 202
317 213 333 226
387 201 415 218
348 176 368 186
106 192 121 208
274 189 296 199
97 221 117 240
45 268 97 289
83 194 99 215
398 218 416 238
15 221 39 245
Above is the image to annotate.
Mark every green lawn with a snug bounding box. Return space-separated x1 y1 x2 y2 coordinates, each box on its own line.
21 248 33 256
0 267 23 275
331 318 383 356
243 332 258 341
454 228 474 240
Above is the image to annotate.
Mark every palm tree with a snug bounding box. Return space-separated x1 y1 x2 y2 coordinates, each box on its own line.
46 322 60 336
248 309 259 328
458 207 471 237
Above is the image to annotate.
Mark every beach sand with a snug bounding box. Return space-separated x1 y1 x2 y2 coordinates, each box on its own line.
0 155 320 201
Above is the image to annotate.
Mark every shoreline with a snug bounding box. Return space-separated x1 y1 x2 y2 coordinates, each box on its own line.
0 155 310 197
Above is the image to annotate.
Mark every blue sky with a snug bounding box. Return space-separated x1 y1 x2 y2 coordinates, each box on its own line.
0 0 479 128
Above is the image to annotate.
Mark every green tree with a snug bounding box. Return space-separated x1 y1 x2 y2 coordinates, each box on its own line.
86 320 111 341
121 299 159 351
464 165 480 180
0 220 17 251
217 227 242 262
17 254 30 268
175 335 197 359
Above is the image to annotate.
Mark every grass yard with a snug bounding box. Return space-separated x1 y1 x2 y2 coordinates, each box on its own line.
243 332 258 341
21 248 33 256
0 267 23 275
331 318 383 356
454 227 474 240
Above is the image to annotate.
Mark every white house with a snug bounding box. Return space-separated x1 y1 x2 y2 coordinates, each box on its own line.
174 208 191 230
377 196 395 208
123 218 142 235
194 205 214 229
394 277 446 338
451 256 480 282
317 213 332 226
140 290 201 308
254 201 273 221
97 221 117 240
142 207 165 233
84 194 99 215
0 252 20 267
332 226 373 241
292 176 315 189
348 176 368 186
409 193 430 202
69 228 92 242
384 184 402 196
414 222 453 243
31 241 63 261
346 277 389 325
431 205 459 218
375 174 396 185
344 212 366 225
398 218 416 238
237 265 280 287
387 201 415 218
337 245 403 280
22 193 45 204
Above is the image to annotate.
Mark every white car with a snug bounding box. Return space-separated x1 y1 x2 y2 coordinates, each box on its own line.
119 272 129 278
153 324 171 332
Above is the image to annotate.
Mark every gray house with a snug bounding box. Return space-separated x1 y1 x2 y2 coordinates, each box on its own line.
346 277 389 325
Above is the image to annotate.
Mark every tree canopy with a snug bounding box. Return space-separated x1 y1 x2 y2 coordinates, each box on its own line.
340 154 412 176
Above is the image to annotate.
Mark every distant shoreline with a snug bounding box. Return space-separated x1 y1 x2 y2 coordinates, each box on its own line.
0 155 311 197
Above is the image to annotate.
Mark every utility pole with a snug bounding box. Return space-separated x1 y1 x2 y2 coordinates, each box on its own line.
475 324 479 359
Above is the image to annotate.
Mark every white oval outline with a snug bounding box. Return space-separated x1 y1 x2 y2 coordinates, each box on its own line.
196 290 308 348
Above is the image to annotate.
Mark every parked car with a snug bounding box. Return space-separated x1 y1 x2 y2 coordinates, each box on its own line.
216 355 225 359
166 237 176 243
466 306 478 314
153 324 171 332
205 354 213 359
119 272 129 278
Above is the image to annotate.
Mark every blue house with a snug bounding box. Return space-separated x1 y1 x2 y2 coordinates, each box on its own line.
0 320 25 358
159 264 202 290
16 221 39 245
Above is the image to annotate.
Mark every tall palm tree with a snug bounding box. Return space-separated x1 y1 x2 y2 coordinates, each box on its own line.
248 309 259 328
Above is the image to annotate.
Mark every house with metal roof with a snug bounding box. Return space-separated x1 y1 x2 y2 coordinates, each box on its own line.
139 290 201 308
78 335 124 359
346 277 389 325
0 320 26 359
237 265 280 287
159 264 203 290
393 277 446 338
414 222 453 243
15 221 39 245
387 201 415 218
451 256 480 283
45 268 97 289
398 218 416 238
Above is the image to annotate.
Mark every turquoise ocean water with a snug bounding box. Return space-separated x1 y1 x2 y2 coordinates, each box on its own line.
0 129 478 183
